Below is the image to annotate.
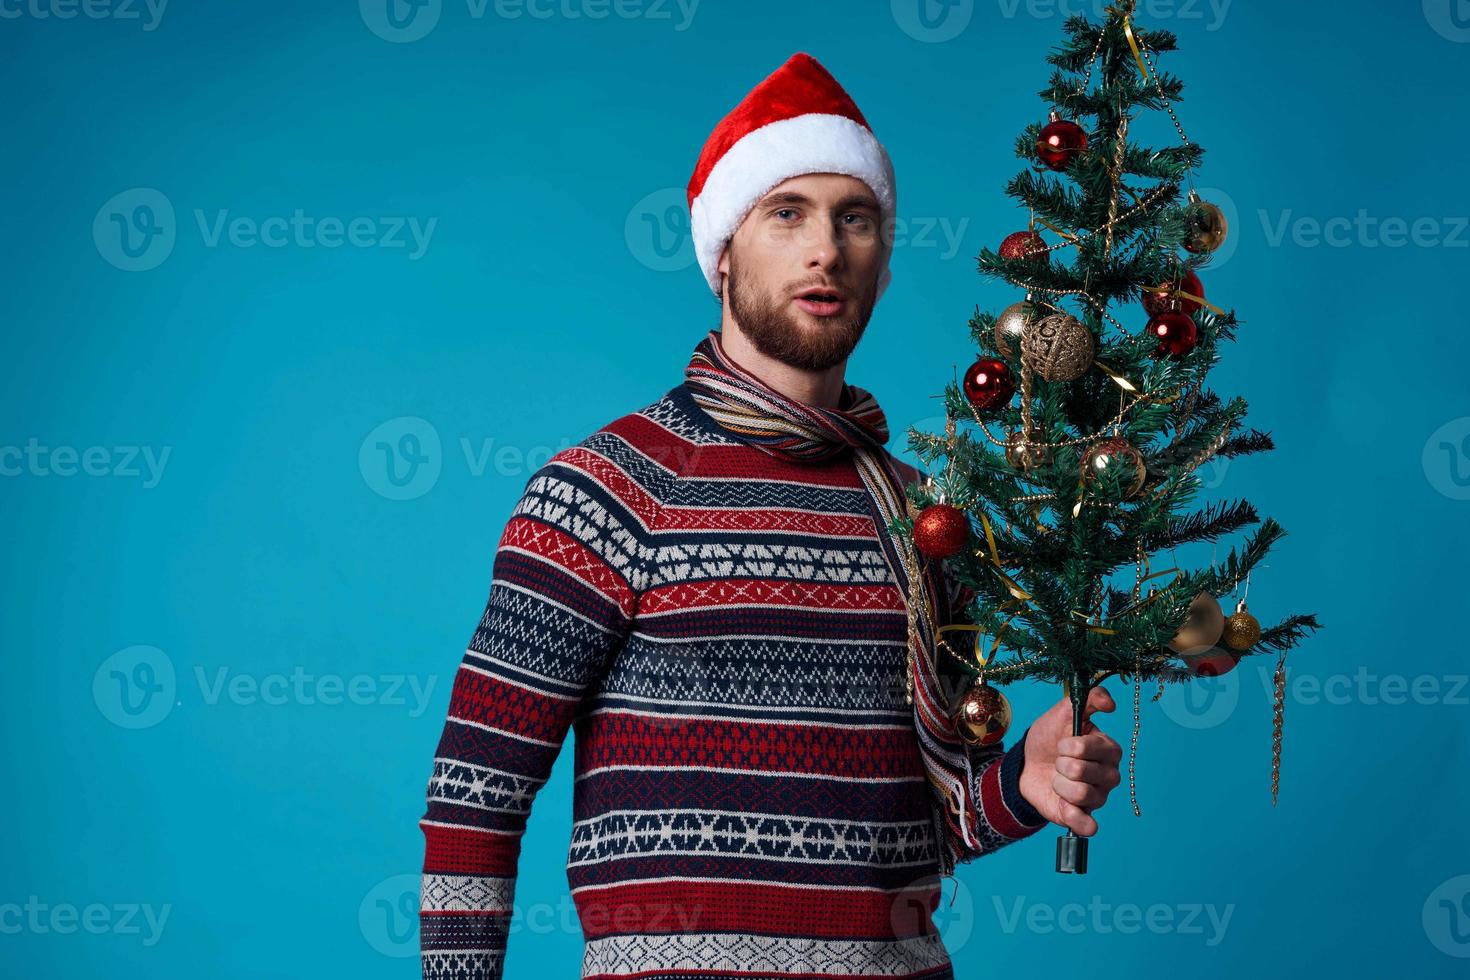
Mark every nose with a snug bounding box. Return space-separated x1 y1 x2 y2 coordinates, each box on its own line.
803 216 846 276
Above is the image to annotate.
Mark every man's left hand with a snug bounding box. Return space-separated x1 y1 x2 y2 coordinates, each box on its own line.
1017 685 1123 836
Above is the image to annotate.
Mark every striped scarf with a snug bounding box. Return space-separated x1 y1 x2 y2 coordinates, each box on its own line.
683 327 980 878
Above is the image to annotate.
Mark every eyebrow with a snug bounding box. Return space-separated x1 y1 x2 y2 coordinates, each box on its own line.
756 190 881 213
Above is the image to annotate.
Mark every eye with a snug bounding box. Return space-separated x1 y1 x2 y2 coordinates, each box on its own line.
774 207 799 220
844 213 874 228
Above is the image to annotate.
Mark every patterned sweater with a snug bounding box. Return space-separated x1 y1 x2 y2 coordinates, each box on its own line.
419 380 1049 980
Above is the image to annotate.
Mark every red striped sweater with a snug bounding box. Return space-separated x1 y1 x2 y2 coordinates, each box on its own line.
419 380 1048 980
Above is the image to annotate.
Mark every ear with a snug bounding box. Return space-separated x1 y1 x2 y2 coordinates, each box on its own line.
715 244 730 301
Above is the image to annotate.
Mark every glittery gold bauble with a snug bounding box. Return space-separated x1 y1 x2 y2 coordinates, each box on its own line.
993 300 1034 357
1221 598 1261 651
953 682 1012 747
1080 436 1146 498
1182 189 1228 254
1021 312 1095 382
1004 426 1051 471
1167 591 1225 656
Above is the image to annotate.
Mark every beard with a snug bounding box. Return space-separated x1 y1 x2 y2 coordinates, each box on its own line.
726 249 878 373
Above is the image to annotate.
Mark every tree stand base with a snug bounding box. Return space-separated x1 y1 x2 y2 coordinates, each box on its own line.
1056 834 1089 874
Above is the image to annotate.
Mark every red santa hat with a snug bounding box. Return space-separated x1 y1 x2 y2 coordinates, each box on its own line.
686 52 897 303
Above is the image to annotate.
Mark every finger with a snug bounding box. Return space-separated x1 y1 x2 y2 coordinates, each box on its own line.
1058 731 1123 763
1058 798 1098 837
1055 755 1122 788
1084 686 1117 715
1051 773 1111 811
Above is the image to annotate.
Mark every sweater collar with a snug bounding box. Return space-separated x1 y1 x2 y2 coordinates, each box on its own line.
682 328 890 464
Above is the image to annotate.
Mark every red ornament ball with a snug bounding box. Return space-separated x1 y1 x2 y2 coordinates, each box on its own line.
1147 310 1200 359
999 230 1047 263
1185 647 1241 677
1035 114 1089 171
913 503 970 559
1142 269 1205 317
962 357 1016 411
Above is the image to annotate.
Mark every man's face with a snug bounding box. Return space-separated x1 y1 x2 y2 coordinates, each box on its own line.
717 173 889 373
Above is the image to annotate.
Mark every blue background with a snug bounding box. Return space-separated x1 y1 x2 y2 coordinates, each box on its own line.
3 1 1468 976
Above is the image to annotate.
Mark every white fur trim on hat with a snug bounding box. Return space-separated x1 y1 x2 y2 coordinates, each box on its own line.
689 112 897 302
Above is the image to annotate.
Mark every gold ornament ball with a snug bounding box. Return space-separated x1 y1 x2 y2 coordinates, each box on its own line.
1221 598 1261 651
1168 590 1226 656
1182 189 1229 254
1004 426 1051 471
994 300 1034 357
953 682 1012 747
1080 436 1147 498
1021 312 1095 382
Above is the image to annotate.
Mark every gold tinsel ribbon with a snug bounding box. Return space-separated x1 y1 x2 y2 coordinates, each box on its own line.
1156 286 1227 317
1122 16 1150 79
954 512 1036 665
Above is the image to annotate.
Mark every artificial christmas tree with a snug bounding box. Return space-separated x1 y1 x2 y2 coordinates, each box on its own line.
895 3 1321 874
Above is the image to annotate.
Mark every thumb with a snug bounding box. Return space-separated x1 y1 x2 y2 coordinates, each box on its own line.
1084 685 1116 715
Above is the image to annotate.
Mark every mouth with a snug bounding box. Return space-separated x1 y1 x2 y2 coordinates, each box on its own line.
793 288 846 318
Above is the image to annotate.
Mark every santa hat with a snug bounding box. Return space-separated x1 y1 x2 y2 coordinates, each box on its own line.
686 52 897 302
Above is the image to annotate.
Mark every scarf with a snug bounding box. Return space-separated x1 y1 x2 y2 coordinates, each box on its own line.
683 327 980 878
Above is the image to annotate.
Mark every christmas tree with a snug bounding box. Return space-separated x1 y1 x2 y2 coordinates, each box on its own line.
895 2 1321 874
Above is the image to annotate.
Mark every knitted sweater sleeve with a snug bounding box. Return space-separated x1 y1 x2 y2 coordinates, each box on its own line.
419 441 652 980
937 557 1050 861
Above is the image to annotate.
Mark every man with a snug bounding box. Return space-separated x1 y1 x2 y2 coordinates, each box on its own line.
419 52 1122 980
